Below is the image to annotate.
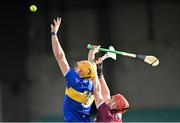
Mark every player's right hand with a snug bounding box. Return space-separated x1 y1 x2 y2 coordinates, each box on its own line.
91 45 101 54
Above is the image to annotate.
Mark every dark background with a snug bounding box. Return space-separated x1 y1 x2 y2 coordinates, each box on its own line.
0 0 180 121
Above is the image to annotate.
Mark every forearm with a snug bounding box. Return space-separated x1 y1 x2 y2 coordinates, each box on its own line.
98 75 111 101
51 35 65 60
51 35 70 75
93 77 104 108
88 49 96 62
88 49 98 73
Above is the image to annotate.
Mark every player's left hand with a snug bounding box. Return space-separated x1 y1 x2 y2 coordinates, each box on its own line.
51 17 61 34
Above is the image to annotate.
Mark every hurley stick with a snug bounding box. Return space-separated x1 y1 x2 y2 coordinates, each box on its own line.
100 46 116 61
87 44 159 66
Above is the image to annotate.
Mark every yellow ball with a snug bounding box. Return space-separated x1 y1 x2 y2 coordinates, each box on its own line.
30 5 37 12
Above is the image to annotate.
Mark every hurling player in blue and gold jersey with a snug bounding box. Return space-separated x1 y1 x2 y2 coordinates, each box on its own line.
51 17 96 122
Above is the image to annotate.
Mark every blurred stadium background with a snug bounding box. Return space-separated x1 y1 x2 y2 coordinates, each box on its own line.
0 0 180 122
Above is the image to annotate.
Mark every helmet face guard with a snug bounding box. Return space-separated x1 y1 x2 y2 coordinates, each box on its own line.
75 60 95 79
113 94 129 112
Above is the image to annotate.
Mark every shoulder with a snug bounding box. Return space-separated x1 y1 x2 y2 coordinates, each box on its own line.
65 68 79 78
97 102 109 111
64 69 80 86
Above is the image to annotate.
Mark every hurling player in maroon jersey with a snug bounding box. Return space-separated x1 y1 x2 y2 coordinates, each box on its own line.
88 45 129 122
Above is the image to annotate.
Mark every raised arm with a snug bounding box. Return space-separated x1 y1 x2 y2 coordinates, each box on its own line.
98 72 111 101
96 63 111 101
88 45 111 102
88 45 104 107
51 17 70 75
92 75 104 108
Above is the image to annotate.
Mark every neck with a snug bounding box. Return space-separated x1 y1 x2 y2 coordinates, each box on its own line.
105 99 111 106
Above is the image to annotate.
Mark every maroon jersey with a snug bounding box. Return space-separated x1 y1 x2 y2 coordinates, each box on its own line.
96 102 122 122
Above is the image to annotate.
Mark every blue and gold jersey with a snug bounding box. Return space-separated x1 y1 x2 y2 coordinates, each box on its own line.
63 68 94 122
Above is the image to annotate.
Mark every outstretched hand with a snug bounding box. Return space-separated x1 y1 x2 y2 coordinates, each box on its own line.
91 45 101 54
51 17 61 34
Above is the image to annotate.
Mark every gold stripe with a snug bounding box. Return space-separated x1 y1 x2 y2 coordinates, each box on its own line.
65 87 94 105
